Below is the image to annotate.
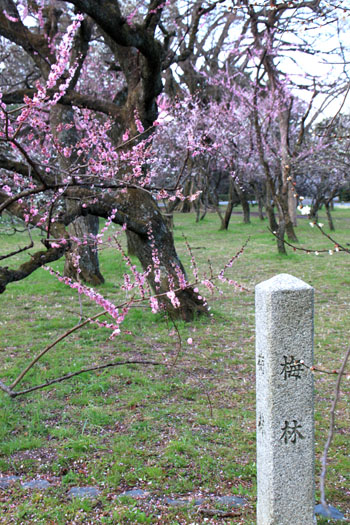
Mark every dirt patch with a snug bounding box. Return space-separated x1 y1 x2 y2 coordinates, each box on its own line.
10 446 58 467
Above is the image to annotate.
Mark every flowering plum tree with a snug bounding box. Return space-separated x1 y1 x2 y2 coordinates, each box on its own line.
0 0 232 320
0 1 254 397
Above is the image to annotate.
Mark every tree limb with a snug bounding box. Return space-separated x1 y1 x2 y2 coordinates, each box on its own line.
0 243 66 293
2 360 162 398
0 227 33 261
320 346 350 513
59 0 162 60
0 0 54 74
2 89 123 119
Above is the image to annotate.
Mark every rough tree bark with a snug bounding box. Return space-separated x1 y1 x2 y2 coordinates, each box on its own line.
278 107 298 242
325 198 335 231
251 182 265 220
50 103 104 285
217 178 237 230
119 190 207 321
63 212 104 285
234 181 250 224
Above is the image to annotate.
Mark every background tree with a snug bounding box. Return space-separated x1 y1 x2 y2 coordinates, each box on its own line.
295 115 350 229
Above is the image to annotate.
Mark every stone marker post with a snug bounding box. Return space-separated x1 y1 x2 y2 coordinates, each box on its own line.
255 274 315 525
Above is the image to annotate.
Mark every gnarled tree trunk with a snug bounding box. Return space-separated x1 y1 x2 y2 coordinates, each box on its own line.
252 182 265 220
265 182 278 232
64 214 104 285
234 181 250 224
50 104 104 285
114 188 208 321
219 178 239 230
325 201 335 231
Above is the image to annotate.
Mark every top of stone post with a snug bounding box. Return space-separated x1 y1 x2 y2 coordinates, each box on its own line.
256 273 313 293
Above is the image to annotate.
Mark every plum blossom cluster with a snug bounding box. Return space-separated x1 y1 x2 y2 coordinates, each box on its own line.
114 238 152 301
217 242 249 292
47 15 84 90
42 223 247 334
166 289 180 309
0 91 205 230
297 204 311 216
44 266 129 339
14 13 84 125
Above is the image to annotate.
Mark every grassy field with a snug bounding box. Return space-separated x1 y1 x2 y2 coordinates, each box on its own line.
0 207 349 524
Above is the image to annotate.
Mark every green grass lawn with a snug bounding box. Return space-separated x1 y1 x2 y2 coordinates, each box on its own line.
0 207 349 524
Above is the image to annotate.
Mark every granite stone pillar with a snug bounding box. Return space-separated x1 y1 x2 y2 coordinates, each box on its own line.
255 274 315 525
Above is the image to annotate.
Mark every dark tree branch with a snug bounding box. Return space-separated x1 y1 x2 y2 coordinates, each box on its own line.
0 154 33 178
0 187 49 216
0 242 67 293
2 359 162 398
59 0 162 60
2 89 123 118
0 227 34 261
320 346 350 513
0 0 54 74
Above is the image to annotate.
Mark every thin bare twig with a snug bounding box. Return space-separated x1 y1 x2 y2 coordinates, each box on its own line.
168 314 183 368
0 228 34 260
324 83 350 136
269 227 347 254
8 360 162 398
198 508 242 517
304 363 340 376
0 379 14 396
10 310 108 389
205 391 213 418
320 346 350 514
314 222 350 254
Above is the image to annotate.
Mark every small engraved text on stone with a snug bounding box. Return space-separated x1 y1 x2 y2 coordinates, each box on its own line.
258 413 264 433
280 420 305 444
280 355 305 380
257 354 265 373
